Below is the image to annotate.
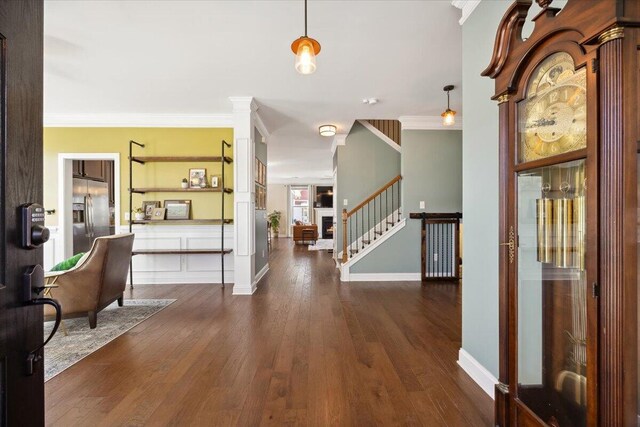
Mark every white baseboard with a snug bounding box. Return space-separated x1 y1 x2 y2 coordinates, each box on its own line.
457 348 498 399
347 272 421 282
233 282 257 295
253 263 269 286
130 271 234 285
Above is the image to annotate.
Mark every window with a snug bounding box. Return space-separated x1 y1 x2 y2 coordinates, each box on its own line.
290 185 310 226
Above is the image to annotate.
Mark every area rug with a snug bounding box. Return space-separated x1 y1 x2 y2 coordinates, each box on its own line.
43 298 175 381
308 239 333 251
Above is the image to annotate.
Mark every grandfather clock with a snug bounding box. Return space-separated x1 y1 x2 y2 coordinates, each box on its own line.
483 0 640 425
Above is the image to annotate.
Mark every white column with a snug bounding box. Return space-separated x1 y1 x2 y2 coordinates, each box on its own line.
230 96 257 294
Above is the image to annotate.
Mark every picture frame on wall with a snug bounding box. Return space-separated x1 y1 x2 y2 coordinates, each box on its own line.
164 199 192 220
189 168 207 188
150 207 166 221
142 201 161 219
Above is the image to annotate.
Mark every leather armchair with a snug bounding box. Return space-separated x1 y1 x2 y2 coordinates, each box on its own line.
292 224 318 244
45 233 135 329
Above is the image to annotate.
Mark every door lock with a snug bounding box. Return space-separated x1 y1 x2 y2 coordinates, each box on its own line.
21 203 50 249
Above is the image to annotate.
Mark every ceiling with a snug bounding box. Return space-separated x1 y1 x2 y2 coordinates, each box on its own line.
44 1 463 184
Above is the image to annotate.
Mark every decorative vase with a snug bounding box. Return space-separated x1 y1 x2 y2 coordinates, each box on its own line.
181 181 188 189
135 213 145 221
273 229 279 238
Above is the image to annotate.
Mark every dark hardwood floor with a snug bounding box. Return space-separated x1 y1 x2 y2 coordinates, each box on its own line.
45 239 493 426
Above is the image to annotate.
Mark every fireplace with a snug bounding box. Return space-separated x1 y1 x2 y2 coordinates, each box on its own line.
322 216 334 239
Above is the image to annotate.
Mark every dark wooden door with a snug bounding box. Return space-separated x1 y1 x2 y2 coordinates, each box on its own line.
0 0 46 425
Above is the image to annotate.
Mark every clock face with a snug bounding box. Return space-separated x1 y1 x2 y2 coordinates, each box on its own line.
518 52 587 163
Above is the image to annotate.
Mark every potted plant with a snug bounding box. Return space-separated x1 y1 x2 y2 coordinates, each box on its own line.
181 178 189 189
133 208 145 221
267 210 282 237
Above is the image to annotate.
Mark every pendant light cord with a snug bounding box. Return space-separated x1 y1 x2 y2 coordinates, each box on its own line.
447 89 450 110
304 0 308 36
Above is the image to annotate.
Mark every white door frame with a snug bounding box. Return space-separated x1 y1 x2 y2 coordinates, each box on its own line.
57 153 121 258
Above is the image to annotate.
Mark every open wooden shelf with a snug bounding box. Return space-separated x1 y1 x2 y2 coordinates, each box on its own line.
130 187 233 194
132 249 233 256
130 156 233 164
131 219 233 225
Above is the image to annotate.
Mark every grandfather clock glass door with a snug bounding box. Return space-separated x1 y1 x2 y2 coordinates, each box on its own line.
513 52 592 426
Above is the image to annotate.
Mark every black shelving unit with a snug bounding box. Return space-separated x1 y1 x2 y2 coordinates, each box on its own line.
128 139 233 288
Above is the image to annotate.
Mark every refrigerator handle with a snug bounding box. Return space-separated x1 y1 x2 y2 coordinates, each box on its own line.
88 194 95 238
84 195 91 237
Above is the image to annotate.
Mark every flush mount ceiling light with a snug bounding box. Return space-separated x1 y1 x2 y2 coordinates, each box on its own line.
319 124 336 137
441 85 456 126
291 0 321 75
362 98 379 105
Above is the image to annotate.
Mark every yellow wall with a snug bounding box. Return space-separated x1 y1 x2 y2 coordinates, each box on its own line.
44 127 234 226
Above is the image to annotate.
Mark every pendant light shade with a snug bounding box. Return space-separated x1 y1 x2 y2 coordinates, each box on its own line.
442 85 456 126
291 0 321 75
292 37 320 75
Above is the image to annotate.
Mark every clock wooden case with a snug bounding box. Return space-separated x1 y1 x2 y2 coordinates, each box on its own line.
483 0 640 425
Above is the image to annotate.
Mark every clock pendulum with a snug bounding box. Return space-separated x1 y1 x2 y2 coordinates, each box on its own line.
536 174 554 264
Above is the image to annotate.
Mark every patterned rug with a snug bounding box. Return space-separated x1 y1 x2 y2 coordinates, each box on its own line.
308 239 333 251
43 298 175 381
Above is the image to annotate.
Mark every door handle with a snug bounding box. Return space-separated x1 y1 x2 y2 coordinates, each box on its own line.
23 265 62 376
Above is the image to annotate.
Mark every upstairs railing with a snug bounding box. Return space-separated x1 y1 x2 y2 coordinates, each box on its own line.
365 120 401 146
342 175 402 262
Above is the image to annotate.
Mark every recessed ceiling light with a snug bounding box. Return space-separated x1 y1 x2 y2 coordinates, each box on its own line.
319 124 337 137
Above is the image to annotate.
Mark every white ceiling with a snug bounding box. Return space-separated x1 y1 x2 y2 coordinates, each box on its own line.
44 1 463 184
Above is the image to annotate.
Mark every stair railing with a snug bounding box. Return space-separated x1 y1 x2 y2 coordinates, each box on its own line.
342 175 402 263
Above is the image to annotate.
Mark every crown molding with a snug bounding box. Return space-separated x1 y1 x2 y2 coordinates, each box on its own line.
43 113 233 128
269 177 334 185
399 115 463 130
451 0 482 25
253 110 270 142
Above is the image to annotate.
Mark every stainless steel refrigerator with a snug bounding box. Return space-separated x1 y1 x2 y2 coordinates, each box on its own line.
72 178 112 253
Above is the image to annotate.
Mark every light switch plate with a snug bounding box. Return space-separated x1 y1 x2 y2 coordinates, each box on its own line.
124 212 130 220
419 201 425 209
343 199 348 206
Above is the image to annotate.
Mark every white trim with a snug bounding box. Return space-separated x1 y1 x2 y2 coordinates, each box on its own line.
451 0 482 25
357 120 401 153
347 273 421 282
253 263 269 286
457 348 498 399
44 113 233 128
57 153 121 259
399 115 463 130
233 282 257 295
269 177 333 185
331 134 347 155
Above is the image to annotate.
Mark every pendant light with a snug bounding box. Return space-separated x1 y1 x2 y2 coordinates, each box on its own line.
291 0 321 75
441 85 456 126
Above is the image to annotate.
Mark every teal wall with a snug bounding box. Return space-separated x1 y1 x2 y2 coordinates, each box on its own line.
351 129 462 274
461 0 509 378
460 0 566 378
335 121 401 255
254 128 268 275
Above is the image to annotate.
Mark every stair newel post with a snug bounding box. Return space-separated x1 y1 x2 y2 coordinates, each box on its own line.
342 209 348 262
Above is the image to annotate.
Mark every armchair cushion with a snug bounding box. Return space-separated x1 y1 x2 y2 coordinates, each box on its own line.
50 252 86 272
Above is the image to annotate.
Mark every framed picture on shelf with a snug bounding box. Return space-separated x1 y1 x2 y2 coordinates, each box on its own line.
164 199 191 220
150 207 166 221
189 168 207 188
142 201 160 219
